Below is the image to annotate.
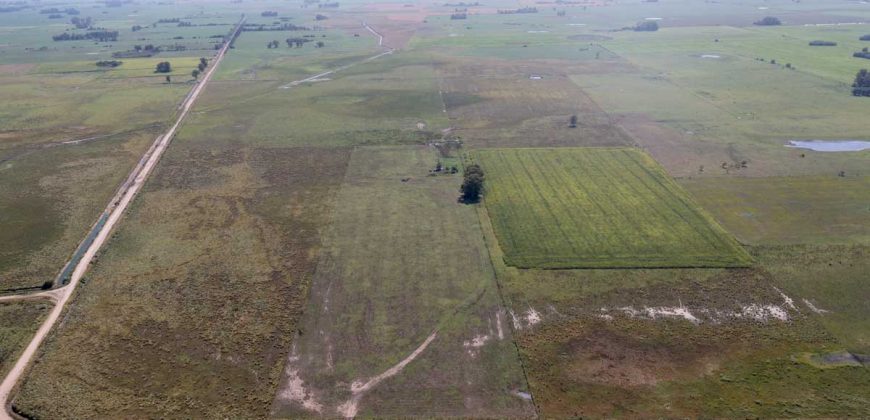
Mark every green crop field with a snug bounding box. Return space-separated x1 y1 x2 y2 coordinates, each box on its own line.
476 147 751 268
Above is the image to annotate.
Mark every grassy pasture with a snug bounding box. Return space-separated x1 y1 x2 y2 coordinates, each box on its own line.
0 300 50 378
569 26 870 178
476 147 751 268
0 130 157 291
758 245 870 354
13 141 352 418
681 175 870 245
435 57 633 148
183 53 448 148
273 146 533 418
0 45 194 292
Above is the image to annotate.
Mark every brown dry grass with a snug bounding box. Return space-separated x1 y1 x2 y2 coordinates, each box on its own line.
13 145 352 418
436 58 634 148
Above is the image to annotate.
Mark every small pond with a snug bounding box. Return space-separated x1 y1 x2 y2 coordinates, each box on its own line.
786 140 870 152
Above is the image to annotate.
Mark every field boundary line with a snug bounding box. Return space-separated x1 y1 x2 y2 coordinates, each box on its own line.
465 155 541 419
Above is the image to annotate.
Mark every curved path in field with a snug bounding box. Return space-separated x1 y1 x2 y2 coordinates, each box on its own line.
0 18 245 420
279 22 392 89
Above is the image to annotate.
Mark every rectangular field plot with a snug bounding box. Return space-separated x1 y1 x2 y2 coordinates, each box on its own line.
476 148 751 268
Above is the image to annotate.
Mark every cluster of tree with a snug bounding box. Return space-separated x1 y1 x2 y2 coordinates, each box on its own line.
157 18 180 23
634 21 658 31
315 13 328 20
177 21 193 27
853 47 870 60
261 11 278 17
242 23 308 31
460 164 484 203
131 24 143 31
318 2 339 8
432 161 458 174
809 40 837 46
444 1 479 6
48 14 63 19
286 37 311 47
497 7 537 14
105 0 123 7
720 160 748 174
95 60 122 67
861 34 870 41
134 44 159 52
754 16 781 26
52 30 118 42
556 10 566 16
154 61 171 73
70 16 93 29
266 39 281 48
852 69 870 96
163 44 188 52
450 12 467 19
41 7 79 14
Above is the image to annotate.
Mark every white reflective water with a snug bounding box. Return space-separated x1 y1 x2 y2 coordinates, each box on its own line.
787 140 870 152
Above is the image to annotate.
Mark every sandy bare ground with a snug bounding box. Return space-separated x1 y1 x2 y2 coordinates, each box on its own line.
0 289 61 305
337 331 439 418
0 18 245 420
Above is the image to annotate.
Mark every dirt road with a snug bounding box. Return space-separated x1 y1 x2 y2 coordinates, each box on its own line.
0 18 245 420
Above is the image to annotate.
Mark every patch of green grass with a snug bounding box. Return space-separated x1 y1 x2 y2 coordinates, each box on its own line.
476 147 751 268
681 176 870 245
757 244 870 353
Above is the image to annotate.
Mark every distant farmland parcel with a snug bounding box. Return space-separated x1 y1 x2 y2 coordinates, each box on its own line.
476 148 751 268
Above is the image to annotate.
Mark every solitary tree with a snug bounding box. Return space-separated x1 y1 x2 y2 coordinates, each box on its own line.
754 16 782 26
460 173 484 202
569 114 578 128
191 69 200 80
853 69 870 96
155 61 171 73
165 75 171 83
460 164 484 202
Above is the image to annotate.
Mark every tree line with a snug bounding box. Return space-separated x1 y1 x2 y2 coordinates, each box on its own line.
242 22 309 32
52 30 117 41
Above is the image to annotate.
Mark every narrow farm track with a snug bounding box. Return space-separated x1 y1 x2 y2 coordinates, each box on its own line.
0 17 245 419
279 22 392 89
